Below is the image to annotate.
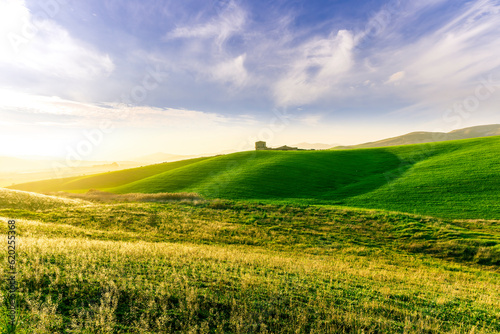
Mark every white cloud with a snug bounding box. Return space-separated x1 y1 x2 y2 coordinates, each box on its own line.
0 0 114 79
358 0 500 100
273 30 355 106
160 1 251 89
405 1 500 89
166 0 245 48
0 89 264 159
267 0 500 114
211 54 248 87
0 89 255 128
3 0 499 129
386 71 405 84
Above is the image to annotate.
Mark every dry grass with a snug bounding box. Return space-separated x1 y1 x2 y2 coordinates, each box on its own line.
0 188 88 210
1 216 500 333
46 189 204 203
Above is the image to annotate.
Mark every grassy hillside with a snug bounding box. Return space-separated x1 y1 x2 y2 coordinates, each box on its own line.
1 196 500 333
332 124 500 149
10 156 209 193
111 149 403 198
344 137 500 218
9 136 500 219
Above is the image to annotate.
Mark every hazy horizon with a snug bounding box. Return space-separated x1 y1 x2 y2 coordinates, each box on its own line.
1 122 499 163
2 0 500 161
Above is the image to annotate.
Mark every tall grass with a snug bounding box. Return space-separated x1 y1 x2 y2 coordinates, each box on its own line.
0 188 86 211
47 189 204 203
1 233 499 333
0 194 499 333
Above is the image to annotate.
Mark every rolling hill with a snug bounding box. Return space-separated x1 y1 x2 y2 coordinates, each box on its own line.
333 124 500 149
9 136 500 219
9 156 210 193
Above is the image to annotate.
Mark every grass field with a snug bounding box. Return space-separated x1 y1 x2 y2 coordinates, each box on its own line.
0 189 499 333
10 136 500 219
3 137 499 332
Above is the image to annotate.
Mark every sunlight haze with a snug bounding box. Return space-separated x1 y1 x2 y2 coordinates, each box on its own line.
1 0 500 160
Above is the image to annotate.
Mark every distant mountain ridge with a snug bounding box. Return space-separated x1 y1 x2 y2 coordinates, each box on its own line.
332 124 500 149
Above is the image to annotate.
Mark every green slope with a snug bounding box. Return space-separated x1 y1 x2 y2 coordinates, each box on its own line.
344 136 500 218
110 149 403 198
109 136 500 219
9 156 209 193
9 136 500 219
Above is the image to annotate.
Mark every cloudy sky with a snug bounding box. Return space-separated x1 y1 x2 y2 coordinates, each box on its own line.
1 0 500 160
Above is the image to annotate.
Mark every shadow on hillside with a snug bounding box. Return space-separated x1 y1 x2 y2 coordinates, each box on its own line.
201 149 417 201
326 154 416 202
319 149 416 202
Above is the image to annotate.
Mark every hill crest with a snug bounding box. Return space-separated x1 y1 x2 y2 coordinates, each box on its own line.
333 124 500 149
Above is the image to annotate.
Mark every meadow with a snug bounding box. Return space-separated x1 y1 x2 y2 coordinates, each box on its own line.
0 189 499 333
2 136 500 332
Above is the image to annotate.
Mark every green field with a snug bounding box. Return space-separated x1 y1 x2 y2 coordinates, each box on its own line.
10 136 500 219
0 188 499 333
3 136 499 332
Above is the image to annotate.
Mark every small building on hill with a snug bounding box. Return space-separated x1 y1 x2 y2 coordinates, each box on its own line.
255 141 268 150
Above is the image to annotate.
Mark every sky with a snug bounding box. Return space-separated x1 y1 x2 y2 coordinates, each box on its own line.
1 0 500 161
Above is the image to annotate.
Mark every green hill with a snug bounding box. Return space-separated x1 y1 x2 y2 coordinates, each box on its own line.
9 136 500 219
344 137 500 219
10 156 209 193
332 124 500 149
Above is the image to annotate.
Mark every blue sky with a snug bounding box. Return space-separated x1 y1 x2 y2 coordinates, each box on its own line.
1 0 500 159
